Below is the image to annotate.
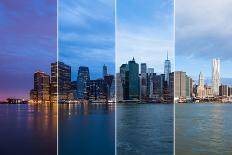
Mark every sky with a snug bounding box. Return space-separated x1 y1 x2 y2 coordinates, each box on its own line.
116 0 174 73
176 0 232 80
59 0 115 80
0 0 57 101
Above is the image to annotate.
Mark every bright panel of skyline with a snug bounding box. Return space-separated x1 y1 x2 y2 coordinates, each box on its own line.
116 0 174 73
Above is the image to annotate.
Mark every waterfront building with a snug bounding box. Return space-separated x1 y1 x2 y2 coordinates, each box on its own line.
120 64 129 100
197 72 205 98
175 71 186 99
116 73 123 101
50 62 58 102
77 66 90 99
153 74 163 100
140 63 147 100
58 62 71 101
89 78 107 101
219 85 228 97
185 75 191 99
147 69 155 99
164 52 171 85
103 64 107 78
228 87 232 96
31 71 50 103
205 85 213 98
128 58 140 100
169 72 174 102
104 74 114 100
70 80 77 99
212 58 220 96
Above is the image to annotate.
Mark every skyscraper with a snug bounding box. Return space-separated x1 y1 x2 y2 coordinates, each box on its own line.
141 63 147 74
175 71 186 99
77 66 90 99
120 64 129 100
198 72 204 87
103 64 107 77
197 72 205 98
31 71 50 103
58 62 71 101
104 74 114 100
140 63 147 99
212 58 220 96
164 51 171 84
128 58 139 100
51 62 58 102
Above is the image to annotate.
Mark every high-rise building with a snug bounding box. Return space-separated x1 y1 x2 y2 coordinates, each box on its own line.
31 71 50 103
212 58 220 96
141 63 147 74
89 78 107 101
197 72 205 98
153 74 163 100
116 73 123 101
104 74 114 100
77 66 90 99
70 80 77 99
58 62 71 101
175 71 186 99
128 58 139 100
103 64 107 78
205 84 213 98
219 85 228 97
140 63 147 100
120 64 129 100
147 68 154 74
51 62 58 102
164 52 171 84
147 68 154 98
185 75 191 99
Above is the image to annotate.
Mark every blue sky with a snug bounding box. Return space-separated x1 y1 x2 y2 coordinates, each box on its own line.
0 0 56 100
176 0 232 80
59 0 115 80
117 0 174 73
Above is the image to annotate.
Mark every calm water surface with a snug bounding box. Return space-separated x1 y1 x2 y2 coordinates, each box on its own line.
176 103 232 155
59 104 115 155
0 104 57 155
117 104 173 155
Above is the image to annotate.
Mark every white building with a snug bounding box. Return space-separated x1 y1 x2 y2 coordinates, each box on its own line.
212 58 220 96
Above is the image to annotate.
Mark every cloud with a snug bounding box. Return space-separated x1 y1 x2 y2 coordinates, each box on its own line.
176 0 232 61
59 0 114 28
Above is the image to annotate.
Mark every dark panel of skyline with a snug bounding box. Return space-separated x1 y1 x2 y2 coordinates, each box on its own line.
0 0 57 100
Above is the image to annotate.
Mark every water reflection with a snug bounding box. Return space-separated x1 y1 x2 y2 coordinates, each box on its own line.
0 104 57 155
176 104 232 155
59 103 115 155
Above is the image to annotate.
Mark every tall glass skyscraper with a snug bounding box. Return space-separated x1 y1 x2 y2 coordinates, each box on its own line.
103 64 107 77
58 62 71 101
128 58 139 100
212 58 220 96
164 52 171 84
77 66 90 99
140 63 147 99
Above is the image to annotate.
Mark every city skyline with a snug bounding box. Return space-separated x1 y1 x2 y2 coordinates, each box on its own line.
117 0 174 73
0 0 57 101
176 0 232 78
59 0 115 80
